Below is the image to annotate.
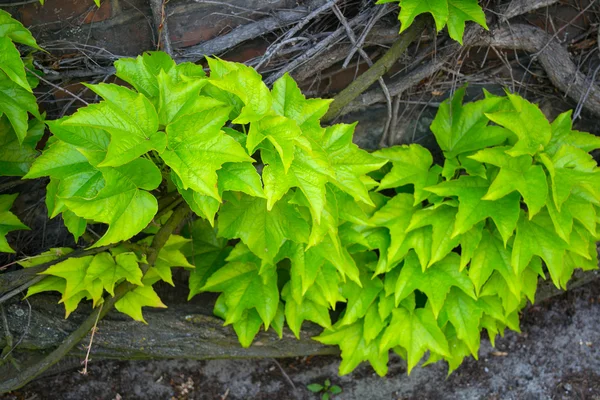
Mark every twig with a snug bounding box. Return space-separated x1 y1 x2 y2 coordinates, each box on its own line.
330 5 394 145
149 0 173 55
343 3 391 68
80 302 102 375
25 67 89 105
255 0 340 70
322 16 427 122
271 358 300 400
501 0 561 20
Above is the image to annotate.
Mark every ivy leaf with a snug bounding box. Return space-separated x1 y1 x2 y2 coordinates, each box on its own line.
115 285 167 323
511 210 568 288
247 114 303 172
233 308 264 348
62 210 86 242
0 193 29 253
24 140 94 180
218 193 309 266
153 236 195 286
0 116 41 176
322 124 387 206
0 10 43 50
261 144 334 223
315 321 389 376
374 144 434 204
369 193 417 271
271 73 331 129
0 36 30 91
217 162 265 198
46 119 109 153
207 58 271 124
163 107 253 201
85 252 143 296
430 87 508 158
63 83 165 167
42 256 94 301
282 283 332 338
339 272 383 326
425 175 520 245
470 147 548 218
0 71 41 144
469 229 520 297
156 70 212 126
546 110 600 156
379 306 450 374
201 248 279 328
446 0 488 43
406 204 461 268
485 93 551 157
64 158 161 247
441 288 483 357
114 51 176 100
395 0 449 33
394 252 475 318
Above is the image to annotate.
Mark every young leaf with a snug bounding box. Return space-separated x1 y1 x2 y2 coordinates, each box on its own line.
0 72 41 143
425 175 520 244
0 36 30 92
163 107 253 201
115 285 167 323
218 193 309 266
394 252 475 318
42 256 94 301
315 320 389 376
233 308 264 348
442 288 483 357
63 83 165 167
85 252 143 296
430 87 508 159
0 10 43 50
0 116 40 176
64 158 161 247
339 272 383 326
379 306 450 374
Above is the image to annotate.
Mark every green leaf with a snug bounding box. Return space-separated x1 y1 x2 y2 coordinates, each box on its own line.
307 384 324 393
115 285 167 323
485 93 551 157
233 308 264 348
511 210 568 288
46 119 109 153
546 110 600 156
42 256 94 301
218 193 309 266
315 320 389 376
406 203 461 268
85 252 143 296
64 158 161 247
153 235 195 286
470 147 548 218
202 245 279 328
24 140 94 180
0 116 39 176
374 144 433 204
446 0 488 43
207 58 271 124
271 73 331 129
114 51 176 100
0 36 30 91
0 193 29 253
442 288 483 357
217 162 265 198
0 71 40 143
0 10 42 50
425 175 520 245
340 272 383 326
394 252 475 318
282 283 332 338
379 306 450 374
322 124 386 206
62 210 86 242
64 83 165 167
163 107 253 200
369 193 417 273
469 229 520 297
247 114 302 172
430 87 508 158
262 143 334 223
397 0 449 33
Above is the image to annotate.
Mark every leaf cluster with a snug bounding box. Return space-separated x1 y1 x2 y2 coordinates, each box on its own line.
3 45 599 377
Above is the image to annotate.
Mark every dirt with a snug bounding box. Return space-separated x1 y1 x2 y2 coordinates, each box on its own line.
2 282 598 400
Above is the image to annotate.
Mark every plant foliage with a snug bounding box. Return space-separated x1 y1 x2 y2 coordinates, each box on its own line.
1 15 599 377
376 0 488 43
